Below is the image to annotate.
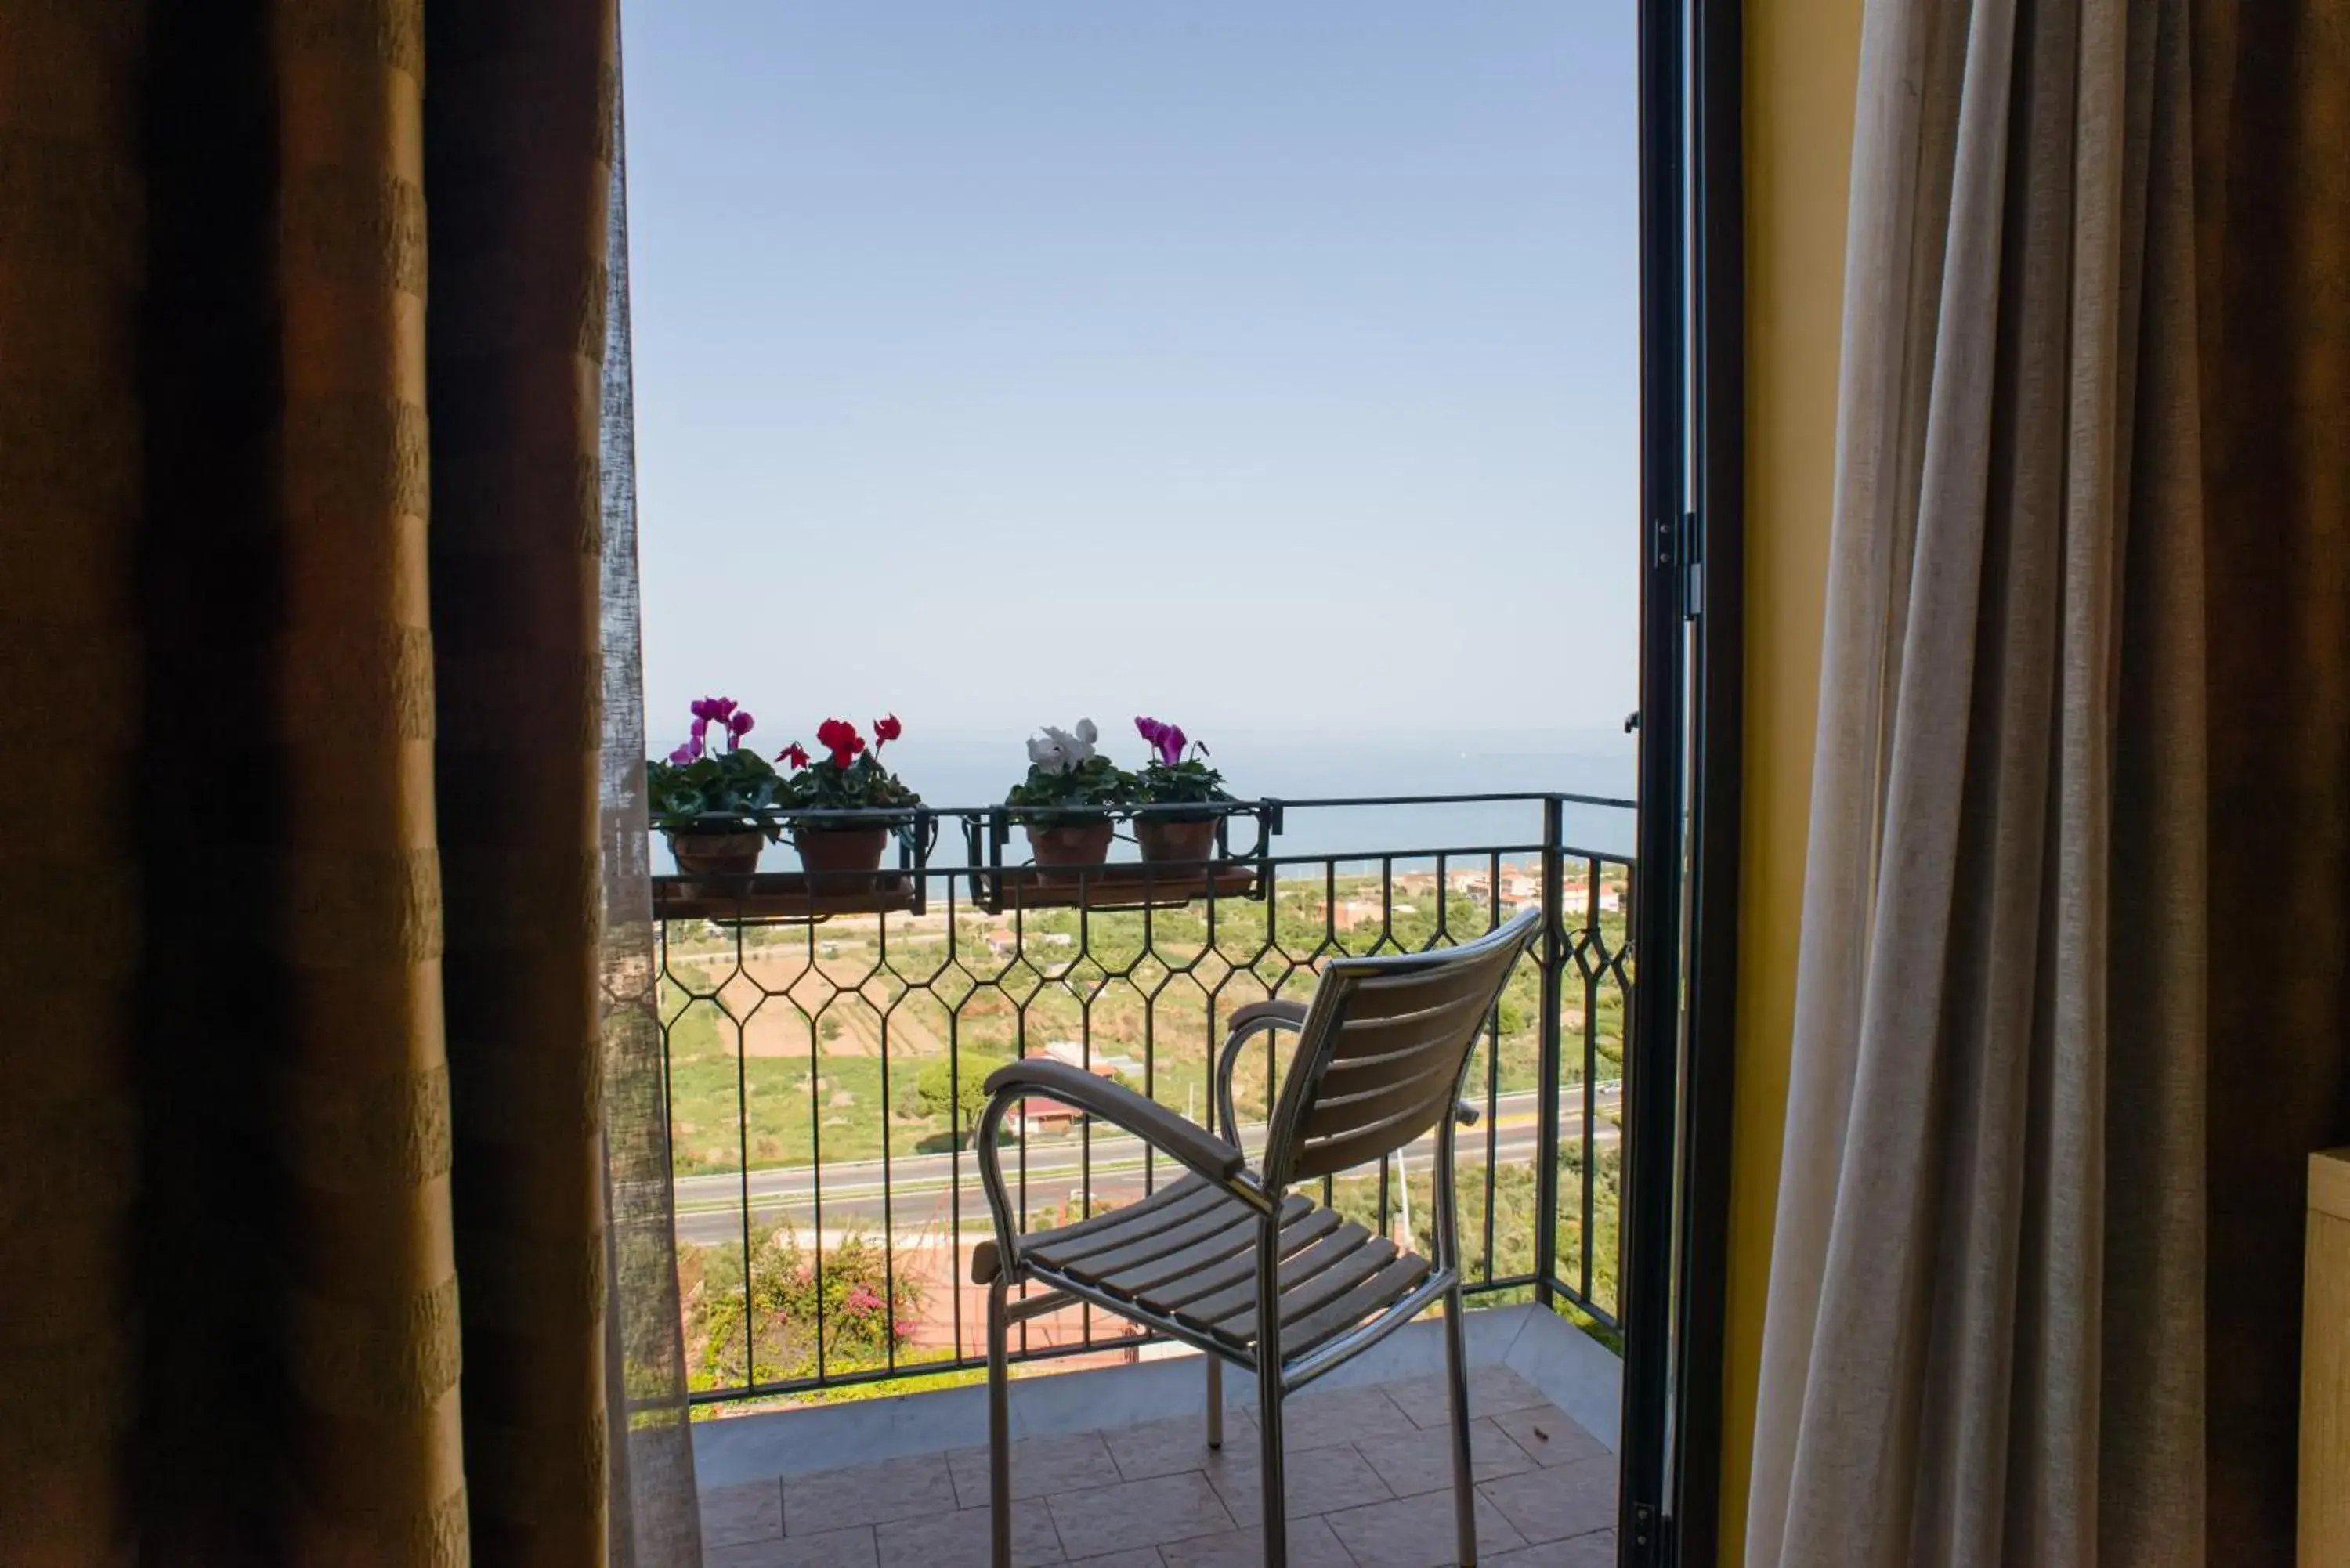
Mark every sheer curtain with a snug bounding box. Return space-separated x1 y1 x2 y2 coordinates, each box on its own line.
1745 0 2350 1563
598 21 705 1563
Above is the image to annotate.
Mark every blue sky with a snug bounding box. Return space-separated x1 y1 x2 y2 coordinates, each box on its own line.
620 2 1640 768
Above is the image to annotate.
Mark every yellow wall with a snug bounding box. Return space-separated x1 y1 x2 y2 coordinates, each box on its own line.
1719 0 1862 1560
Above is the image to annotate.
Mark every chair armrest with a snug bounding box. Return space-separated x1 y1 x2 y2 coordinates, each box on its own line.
1217 999 1311 1138
1455 1100 1480 1126
982 1059 1246 1183
1227 999 1309 1035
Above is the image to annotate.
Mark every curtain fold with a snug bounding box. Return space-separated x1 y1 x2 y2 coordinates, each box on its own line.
0 0 698 1559
1749 0 2349 1563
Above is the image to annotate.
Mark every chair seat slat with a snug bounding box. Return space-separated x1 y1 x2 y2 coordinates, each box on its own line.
1283 1252 1437 1355
1029 1178 1228 1267
1130 1206 1342 1307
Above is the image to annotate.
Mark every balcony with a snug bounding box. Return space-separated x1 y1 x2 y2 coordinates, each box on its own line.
659 793 1633 1563
693 1303 1621 1566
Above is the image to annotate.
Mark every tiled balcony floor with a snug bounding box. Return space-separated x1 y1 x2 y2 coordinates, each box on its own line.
696 1304 1620 1568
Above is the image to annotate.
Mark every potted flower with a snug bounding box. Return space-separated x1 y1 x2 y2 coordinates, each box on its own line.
1132 716 1231 864
776 714 920 885
1003 719 1133 870
648 696 781 877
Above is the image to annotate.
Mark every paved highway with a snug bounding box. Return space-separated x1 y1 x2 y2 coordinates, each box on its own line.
671 1083 1623 1245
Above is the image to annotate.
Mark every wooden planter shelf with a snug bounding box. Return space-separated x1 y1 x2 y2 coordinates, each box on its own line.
977 862 1262 915
652 872 920 924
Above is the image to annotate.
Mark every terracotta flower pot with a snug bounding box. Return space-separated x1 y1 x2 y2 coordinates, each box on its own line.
1026 821 1115 873
667 829 765 880
797 825 890 887
1135 817 1219 865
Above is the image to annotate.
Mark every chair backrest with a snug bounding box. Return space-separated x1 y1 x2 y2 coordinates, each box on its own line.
1262 908 1542 1188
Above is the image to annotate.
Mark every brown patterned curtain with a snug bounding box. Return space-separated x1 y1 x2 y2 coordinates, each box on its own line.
0 0 699 1561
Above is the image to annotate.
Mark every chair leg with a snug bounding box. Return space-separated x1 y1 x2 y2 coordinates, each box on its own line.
1256 1356 1288 1568
988 1277 1012 1568
1442 1277 1477 1566
1206 1355 1224 1450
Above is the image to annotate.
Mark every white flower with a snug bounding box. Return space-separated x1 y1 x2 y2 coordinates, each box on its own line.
1027 720 1100 775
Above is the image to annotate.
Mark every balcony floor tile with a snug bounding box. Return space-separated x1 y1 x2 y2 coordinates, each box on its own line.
1488 1531 1618 1566
1047 1471 1236 1559
701 1478 783 1547
1206 1440 1395 1529
1321 1490 1527 1568
1157 1514 1358 1568
949 1430 1123 1508
710 1523 879 1566
875 1498 1063 1568
1475 1455 1617 1545
697 1303 1619 1568
1351 1416 1542 1498
785 1451 959 1534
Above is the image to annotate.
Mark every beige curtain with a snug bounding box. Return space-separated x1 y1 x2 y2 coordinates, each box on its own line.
0 0 699 1559
1746 0 2350 1562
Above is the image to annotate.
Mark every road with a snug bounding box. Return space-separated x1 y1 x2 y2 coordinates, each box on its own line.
671 1083 1624 1245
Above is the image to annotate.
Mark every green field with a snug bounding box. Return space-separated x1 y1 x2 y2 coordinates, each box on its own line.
660 870 1629 1178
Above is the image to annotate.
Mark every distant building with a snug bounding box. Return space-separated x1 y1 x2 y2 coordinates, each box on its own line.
1040 1041 1141 1080
1013 1097 1083 1136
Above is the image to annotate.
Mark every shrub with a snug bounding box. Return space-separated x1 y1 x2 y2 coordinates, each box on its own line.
682 1225 919 1392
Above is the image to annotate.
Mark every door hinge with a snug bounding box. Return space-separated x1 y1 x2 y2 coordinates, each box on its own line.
1625 1500 1671 1567
1680 508 1704 621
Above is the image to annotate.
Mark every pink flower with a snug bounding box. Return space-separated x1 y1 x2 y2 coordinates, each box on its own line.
844 1284 883 1313
1135 716 1186 767
725 709 755 748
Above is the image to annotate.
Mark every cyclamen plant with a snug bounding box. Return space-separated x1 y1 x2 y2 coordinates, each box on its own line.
776 714 921 817
1133 715 1231 818
646 697 785 838
1003 718 1137 825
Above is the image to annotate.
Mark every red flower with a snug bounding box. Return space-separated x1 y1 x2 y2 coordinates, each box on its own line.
873 714 903 748
779 742 811 771
815 717 866 768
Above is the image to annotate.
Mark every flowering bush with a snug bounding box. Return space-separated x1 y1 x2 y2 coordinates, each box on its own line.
1003 718 1137 826
680 1225 920 1390
646 696 786 837
1133 716 1231 818
776 714 921 819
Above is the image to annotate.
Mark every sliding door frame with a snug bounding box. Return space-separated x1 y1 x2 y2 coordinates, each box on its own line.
1622 0 1743 1562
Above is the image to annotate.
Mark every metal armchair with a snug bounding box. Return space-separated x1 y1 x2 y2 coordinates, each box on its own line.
971 908 1542 1567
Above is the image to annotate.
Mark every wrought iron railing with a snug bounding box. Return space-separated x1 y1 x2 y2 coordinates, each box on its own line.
657 793 1633 1405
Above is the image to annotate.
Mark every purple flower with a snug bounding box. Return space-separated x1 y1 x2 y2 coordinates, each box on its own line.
666 742 695 764
1135 715 1185 767
725 710 755 749
689 695 738 724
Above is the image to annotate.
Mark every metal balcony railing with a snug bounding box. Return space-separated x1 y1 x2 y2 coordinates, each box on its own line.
654 793 1634 1407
